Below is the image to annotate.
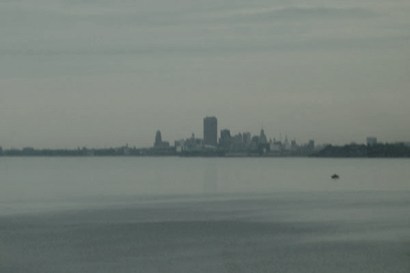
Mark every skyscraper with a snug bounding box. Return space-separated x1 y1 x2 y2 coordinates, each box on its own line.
153 130 170 149
154 130 162 148
219 129 231 149
203 116 218 146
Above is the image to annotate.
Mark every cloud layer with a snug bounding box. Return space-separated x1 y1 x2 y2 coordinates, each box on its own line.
0 0 409 147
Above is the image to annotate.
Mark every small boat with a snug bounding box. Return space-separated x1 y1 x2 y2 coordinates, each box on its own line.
331 174 340 179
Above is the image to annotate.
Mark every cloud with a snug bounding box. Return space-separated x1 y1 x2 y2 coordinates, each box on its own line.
202 5 378 24
1 0 410 146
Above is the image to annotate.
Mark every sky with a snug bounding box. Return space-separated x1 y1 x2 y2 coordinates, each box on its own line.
0 0 409 148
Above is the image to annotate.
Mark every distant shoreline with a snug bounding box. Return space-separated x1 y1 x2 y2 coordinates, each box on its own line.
0 155 409 158
1 142 409 158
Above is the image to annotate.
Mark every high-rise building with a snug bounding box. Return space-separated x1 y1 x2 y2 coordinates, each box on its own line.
308 140 315 150
366 137 377 146
154 130 162 147
242 132 251 145
203 116 218 146
154 130 170 148
219 129 231 149
259 129 267 144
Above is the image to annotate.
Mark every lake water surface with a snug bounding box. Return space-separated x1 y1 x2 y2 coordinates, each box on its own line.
1 157 409 272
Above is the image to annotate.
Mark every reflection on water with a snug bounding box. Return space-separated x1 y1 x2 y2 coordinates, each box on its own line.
0 158 410 272
203 159 218 194
0 157 409 212
1 191 410 273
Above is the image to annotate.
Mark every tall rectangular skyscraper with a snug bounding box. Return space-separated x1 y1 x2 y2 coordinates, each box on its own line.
203 116 218 146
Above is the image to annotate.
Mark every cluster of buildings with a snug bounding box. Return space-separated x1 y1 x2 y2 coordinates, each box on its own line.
5 116 404 157
154 116 317 156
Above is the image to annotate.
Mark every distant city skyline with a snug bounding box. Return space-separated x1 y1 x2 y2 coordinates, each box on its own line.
1 0 409 148
0 114 399 150
2 115 409 158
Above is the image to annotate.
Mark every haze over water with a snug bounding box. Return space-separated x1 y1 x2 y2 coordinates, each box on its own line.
2 0 410 271
1 157 409 272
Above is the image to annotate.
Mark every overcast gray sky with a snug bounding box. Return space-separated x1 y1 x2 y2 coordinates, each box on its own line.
1 0 409 148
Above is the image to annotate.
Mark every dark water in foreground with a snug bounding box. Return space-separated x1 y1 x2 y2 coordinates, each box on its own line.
0 158 409 272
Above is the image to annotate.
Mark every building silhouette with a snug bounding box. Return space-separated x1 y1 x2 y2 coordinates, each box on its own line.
203 116 218 146
366 137 377 146
219 129 231 149
259 129 267 144
154 130 163 147
153 130 170 149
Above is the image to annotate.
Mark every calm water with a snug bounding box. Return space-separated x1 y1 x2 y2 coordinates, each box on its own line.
1 157 409 272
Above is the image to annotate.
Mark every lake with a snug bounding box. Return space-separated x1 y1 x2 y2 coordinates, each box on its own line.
1 157 409 272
